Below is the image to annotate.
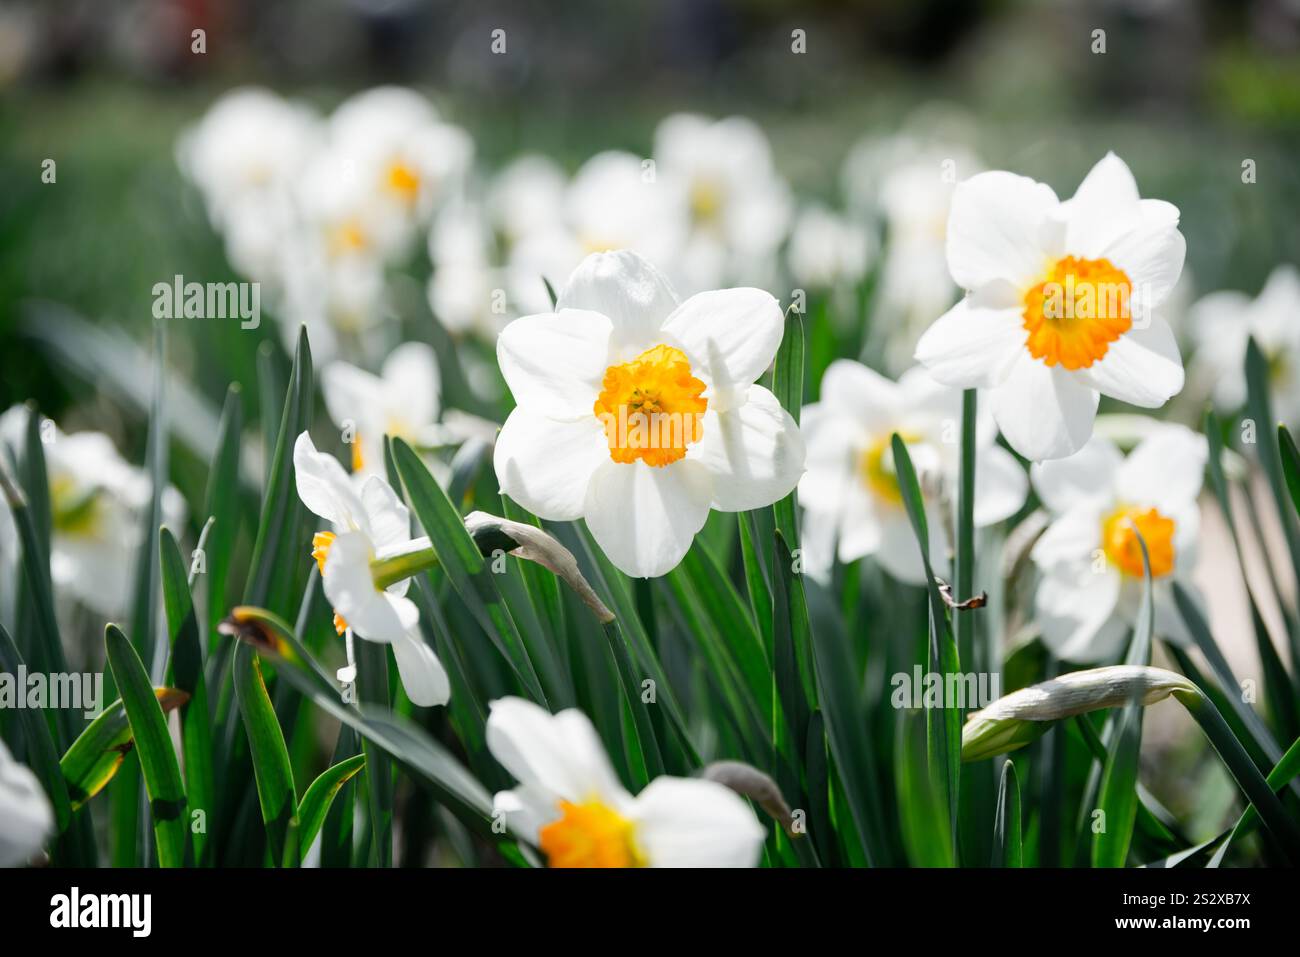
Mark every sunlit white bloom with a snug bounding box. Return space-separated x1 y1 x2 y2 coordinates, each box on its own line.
0 407 185 619
177 87 320 231
565 151 684 272
426 200 507 338
494 251 805 578
842 135 983 371
1029 424 1206 661
0 738 52 867
799 362 1027 584
487 154 568 246
1190 265 1300 425
487 696 765 867
653 114 793 291
321 342 448 481
786 204 875 291
325 86 472 233
916 153 1187 462
293 432 449 706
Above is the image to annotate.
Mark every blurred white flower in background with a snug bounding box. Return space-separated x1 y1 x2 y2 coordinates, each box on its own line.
487 696 765 867
916 153 1187 462
426 200 506 339
798 361 1026 584
0 406 184 620
493 251 805 578
487 154 568 247
653 113 793 292
294 432 449 707
1190 265 1300 426
0 739 51 867
1030 424 1206 662
842 134 983 372
786 203 875 292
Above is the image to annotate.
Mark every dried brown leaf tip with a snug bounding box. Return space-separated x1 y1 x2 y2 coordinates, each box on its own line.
218 607 279 654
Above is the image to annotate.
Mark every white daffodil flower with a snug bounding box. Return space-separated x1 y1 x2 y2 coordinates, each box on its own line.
653 113 793 292
1029 424 1207 662
798 362 1027 584
915 152 1187 462
493 250 806 578
565 151 685 272
1190 265 1300 425
786 204 875 292
0 407 185 619
321 341 450 481
326 86 473 235
0 738 52 867
487 154 568 247
487 696 765 867
293 432 449 707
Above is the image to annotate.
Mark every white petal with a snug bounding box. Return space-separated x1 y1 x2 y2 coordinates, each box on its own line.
392 631 450 707
835 490 886 565
0 739 53 867
914 286 1027 390
945 171 1058 289
873 508 942 585
1079 317 1184 409
485 697 631 806
973 444 1028 527
494 409 609 521
1114 424 1207 507
660 287 784 411
381 341 441 427
293 431 366 530
817 360 904 433
990 355 1100 462
1058 152 1142 257
690 385 805 511
1031 501 1105 568
321 362 384 436
583 459 713 578
1104 200 1185 319
628 776 765 867
557 250 679 355
496 310 612 420
359 475 410 551
1030 437 1122 513
797 406 863 508
1035 561 1125 662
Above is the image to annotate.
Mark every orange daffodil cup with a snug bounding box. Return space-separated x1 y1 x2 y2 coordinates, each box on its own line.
915 153 1187 462
493 250 806 578
486 697 765 867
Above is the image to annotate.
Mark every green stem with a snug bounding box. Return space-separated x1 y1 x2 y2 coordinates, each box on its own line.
955 389 978 678
370 541 440 590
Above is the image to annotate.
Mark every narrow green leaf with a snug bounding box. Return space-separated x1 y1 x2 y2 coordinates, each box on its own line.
104 624 188 867
391 437 547 704
203 384 244 648
1279 424 1300 521
232 642 298 866
159 526 216 865
297 754 367 861
59 688 189 811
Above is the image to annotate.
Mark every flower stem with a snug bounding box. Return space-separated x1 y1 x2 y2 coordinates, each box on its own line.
955 389 978 671
370 538 440 590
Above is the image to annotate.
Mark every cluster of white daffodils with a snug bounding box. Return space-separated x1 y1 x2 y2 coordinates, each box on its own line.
1029 425 1206 661
492 250 806 578
293 432 449 706
799 361 1026 584
915 153 1187 463
1189 264 1300 425
0 406 185 620
426 113 795 351
486 697 765 867
180 86 472 359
